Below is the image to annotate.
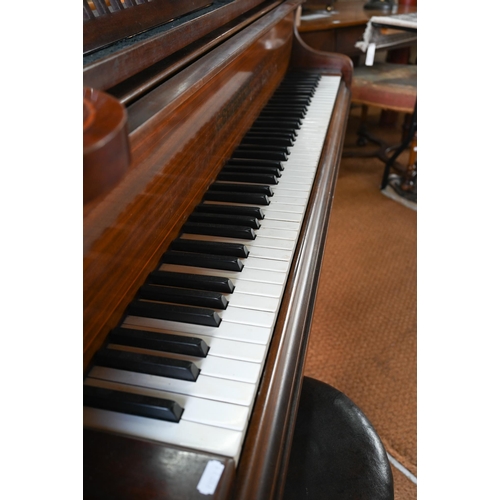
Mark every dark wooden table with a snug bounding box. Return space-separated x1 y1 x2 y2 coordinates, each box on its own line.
298 0 416 58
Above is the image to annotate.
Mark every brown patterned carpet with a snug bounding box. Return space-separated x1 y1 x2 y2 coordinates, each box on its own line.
304 106 417 499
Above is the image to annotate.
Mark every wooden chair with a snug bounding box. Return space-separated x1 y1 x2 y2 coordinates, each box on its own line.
344 62 417 194
284 377 394 500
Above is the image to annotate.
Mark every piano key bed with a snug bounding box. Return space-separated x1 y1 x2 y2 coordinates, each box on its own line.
84 72 341 463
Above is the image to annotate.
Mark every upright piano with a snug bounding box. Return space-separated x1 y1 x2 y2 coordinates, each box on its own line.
83 0 352 498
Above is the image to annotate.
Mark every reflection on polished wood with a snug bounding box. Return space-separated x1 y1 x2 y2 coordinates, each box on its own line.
83 87 130 204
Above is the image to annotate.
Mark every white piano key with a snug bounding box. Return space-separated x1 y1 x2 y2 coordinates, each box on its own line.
84 407 245 460
89 366 257 406
255 227 299 240
261 201 304 214
246 246 292 261
276 172 316 183
84 377 251 431
243 255 290 273
272 180 314 192
260 209 303 223
229 279 282 298
257 219 301 232
271 185 315 198
219 306 275 329
231 291 280 313
124 315 273 344
269 195 309 207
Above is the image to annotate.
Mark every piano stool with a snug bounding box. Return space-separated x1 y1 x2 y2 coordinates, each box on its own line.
283 376 394 500
343 62 417 193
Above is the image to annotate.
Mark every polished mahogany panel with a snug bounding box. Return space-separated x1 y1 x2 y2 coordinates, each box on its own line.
83 0 211 55
83 0 274 91
84 429 236 499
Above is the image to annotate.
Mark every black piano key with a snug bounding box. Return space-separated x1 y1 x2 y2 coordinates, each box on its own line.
225 158 284 170
221 163 282 177
237 144 290 155
266 92 311 103
128 299 221 328
187 212 261 229
247 126 297 138
280 74 320 82
240 136 294 147
161 250 244 272
279 80 319 86
266 98 310 105
259 110 306 119
217 171 279 185
232 149 288 162
94 348 201 381
181 221 256 239
221 164 282 177
84 386 184 422
194 204 265 220
209 182 273 197
279 87 317 92
170 238 250 258
264 102 308 108
272 87 316 93
148 270 235 293
272 90 315 97
253 116 301 126
203 191 270 205
108 327 209 357
138 283 229 309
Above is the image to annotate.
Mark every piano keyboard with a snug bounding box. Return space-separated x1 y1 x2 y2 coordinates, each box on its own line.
83 73 341 463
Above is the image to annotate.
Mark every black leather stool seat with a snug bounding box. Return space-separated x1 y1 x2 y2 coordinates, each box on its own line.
283 377 394 500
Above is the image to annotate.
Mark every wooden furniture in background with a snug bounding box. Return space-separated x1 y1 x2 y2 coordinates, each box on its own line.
344 62 417 191
298 0 416 60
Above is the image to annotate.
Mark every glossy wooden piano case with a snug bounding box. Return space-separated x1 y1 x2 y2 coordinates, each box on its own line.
84 1 351 498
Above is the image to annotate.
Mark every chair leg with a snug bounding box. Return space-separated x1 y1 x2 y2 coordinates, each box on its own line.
381 103 417 190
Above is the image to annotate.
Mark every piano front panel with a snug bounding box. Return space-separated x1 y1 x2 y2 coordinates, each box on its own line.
84 428 237 499
84 2 302 371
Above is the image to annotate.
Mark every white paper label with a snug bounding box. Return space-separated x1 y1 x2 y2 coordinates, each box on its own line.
366 43 376 66
196 460 225 495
